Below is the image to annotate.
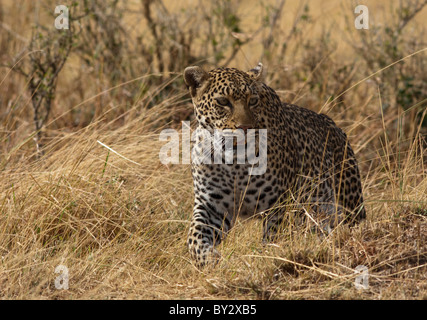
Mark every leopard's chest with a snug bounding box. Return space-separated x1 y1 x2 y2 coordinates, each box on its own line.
192 161 280 218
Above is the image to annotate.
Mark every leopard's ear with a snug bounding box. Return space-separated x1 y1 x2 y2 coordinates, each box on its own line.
247 62 264 81
184 66 209 98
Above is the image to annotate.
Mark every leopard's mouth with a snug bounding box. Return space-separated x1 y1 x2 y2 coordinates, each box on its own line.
234 126 254 146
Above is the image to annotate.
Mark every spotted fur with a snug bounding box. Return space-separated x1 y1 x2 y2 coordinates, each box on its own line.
184 63 366 266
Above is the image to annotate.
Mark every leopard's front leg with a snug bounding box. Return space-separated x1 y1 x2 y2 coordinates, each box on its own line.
187 192 233 267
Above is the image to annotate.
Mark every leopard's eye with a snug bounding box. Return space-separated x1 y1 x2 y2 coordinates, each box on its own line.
215 97 231 107
248 96 259 106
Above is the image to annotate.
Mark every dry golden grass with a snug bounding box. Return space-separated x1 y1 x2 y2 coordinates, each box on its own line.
1 90 425 299
0 0 426 300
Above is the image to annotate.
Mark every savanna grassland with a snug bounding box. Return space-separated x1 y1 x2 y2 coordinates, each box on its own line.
0 0 426 299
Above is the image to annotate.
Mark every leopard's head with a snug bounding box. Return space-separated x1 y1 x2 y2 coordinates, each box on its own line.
184 64 265 132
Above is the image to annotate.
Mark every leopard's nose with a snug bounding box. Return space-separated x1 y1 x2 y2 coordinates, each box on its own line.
236 125 252 132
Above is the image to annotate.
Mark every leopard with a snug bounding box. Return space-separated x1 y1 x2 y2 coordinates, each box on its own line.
183 63 366 267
